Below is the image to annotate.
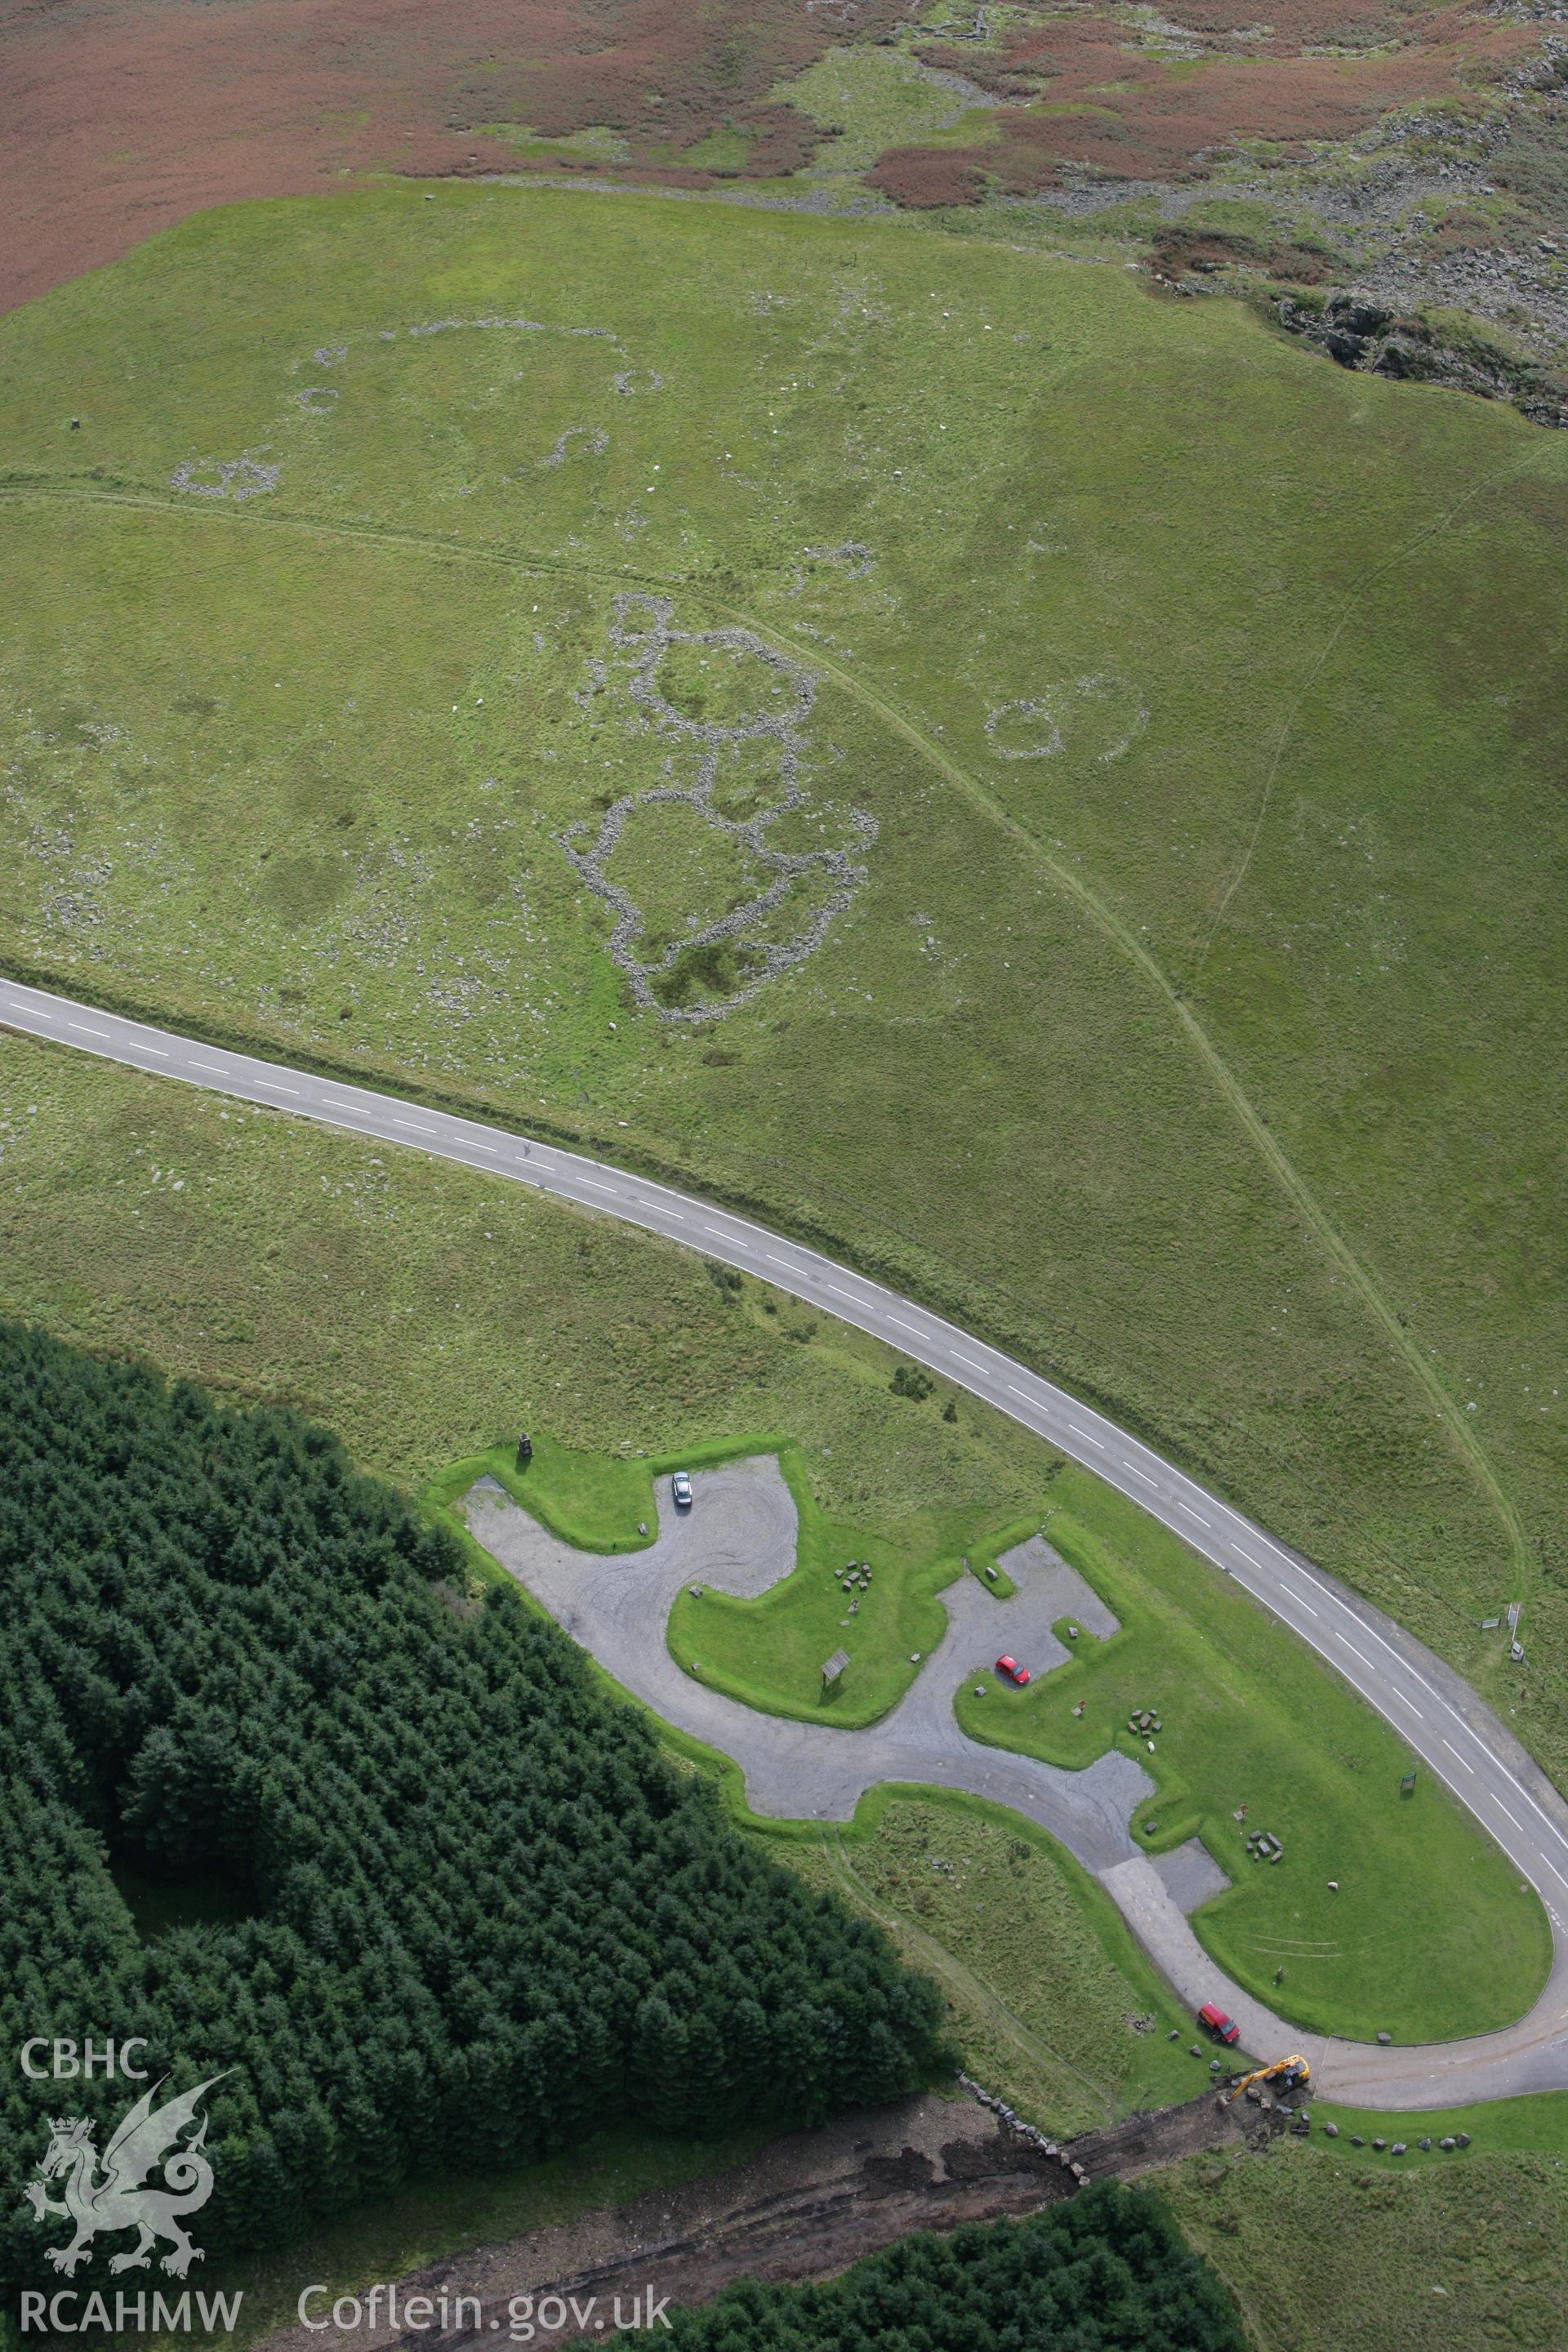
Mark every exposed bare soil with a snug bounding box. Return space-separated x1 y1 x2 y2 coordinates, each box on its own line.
256 2089 1272 2352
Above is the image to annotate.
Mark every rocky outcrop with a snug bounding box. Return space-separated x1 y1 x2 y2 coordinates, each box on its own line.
1274 286 1568 427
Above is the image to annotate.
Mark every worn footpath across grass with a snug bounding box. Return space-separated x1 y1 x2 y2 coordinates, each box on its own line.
5 1031 1568 2350
3 181 1566 1806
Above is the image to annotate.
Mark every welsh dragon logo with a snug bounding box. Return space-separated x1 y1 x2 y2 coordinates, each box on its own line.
22 2074 229 2278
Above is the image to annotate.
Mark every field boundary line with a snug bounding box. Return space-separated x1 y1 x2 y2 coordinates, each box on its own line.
0 473 1526 1576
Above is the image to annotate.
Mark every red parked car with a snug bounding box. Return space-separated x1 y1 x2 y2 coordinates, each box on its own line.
1198 2002 1241 2046
995 1655 1031 1686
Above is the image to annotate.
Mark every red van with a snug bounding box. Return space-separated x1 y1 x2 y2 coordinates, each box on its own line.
1198 2002 1241 2046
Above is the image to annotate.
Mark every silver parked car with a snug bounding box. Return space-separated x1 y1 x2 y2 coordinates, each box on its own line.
671 1471 693 1510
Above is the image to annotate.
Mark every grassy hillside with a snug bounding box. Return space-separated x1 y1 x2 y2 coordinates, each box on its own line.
0 1035 1548 2049
1155 2128 1568 2352
1 182 1565 1790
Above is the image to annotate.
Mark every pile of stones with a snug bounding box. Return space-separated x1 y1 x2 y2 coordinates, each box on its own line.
835 1561 873 1619
956 2072 1088 2184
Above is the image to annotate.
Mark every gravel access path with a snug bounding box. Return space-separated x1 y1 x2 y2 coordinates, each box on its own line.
467 1455 1568 2109
466 1460 1150 1873
7 975 1568 2108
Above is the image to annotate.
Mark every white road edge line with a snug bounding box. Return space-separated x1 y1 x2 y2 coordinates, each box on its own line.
10 972 1568 1976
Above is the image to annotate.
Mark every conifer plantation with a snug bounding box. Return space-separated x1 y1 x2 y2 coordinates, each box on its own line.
0 1323 947 2294
666 2187 1248 2350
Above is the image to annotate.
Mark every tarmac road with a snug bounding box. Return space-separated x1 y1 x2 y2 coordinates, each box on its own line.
6 975 1567 2100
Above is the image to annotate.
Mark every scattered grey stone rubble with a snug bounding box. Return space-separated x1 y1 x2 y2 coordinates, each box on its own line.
1274 287 1568 429
956 2072 1080 2179
563 592 876 1023
170 455 280 500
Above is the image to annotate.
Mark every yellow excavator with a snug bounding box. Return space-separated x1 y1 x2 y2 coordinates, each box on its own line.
1219 2053 1311 2107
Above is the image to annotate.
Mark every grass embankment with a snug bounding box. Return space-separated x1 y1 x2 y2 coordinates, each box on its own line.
434 1420 1548 2046
951 1472 1549 2045
669 1490 1038 1727
2 183 1566 1797
769 1790 1201 2135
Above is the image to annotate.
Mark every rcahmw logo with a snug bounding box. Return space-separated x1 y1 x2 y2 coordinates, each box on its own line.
16 2039 242 2333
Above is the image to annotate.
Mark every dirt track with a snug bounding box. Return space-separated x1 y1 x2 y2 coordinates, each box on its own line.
258 2088 1266 2352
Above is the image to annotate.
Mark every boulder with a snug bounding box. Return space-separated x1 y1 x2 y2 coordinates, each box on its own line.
1440 2136 1455 2149
1326 290 1392 336
1456 2132 1472 2148
1324 2122 1339 2138
1377 2030 1392 2045
1373 336 1436 382
1324 329 1370 368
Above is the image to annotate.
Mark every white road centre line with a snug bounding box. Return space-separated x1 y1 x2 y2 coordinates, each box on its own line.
1271 1552 1444 1697
20 973 1568 1942
1496 1768 1568 1854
